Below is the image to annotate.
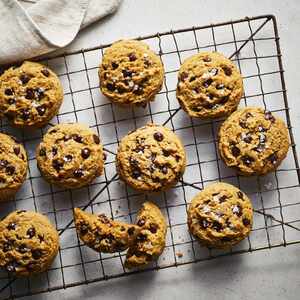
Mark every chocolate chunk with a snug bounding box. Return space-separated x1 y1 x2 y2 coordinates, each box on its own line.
32 249 42 260
6 261 18 272
231 146 240 157
137 219 145 227
13 146 20 155
18 244 29 254
133 85 143 95
7 222 16 230
4 88 13 96
27 227 36 238
209 68 218 76
218 195 227 203
72 134 83 143
3 242 11 252
52 159 63 171
232 204 243 217
267 153 277 164
200 219 209 229
111 62 119 69
63 154 73 162
8 98 16 105
216 83 225 90
41 68 50 77
189 76 196 82
122 69 132 78
0 160 8 167
20 109 31 120
149 223 158 234
259 133 267 144
237 191 244 199
127 227 135 235
81 148 91 159
242 218 251 226
254 144 265 153
98 214 110 224
79 223 89 235
203 78 213 88
242 133 252 143
93 134 100 144
153 131 163 142
74 169 84 178
212 221 222 232
264 110 275 123
223 66 232 76
136 233 147 242
258 125 266 132
132 169 141 179
239 119 247 129
241 155 254 166
129 53 137 61
203 56 212 62
35 88 45 100
180 72 189 81
25 88 35 100
36 105 46 116
20 74 30 84
39 147 46 156
106 82 115 91
6 165 15 175
52 147 58 156
161 166 168 174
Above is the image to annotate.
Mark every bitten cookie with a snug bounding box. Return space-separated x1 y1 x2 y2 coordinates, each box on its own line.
125 201 167 268
0 61 63 128
187 183 253 249
37 123 104 189
218 107 290 176
116 123 186 192
176 51 243 118
74 208 140 253
0 133 27 201
0 210 59 276
99 40 164 106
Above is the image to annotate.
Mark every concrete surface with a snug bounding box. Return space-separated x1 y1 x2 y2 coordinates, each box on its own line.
21 0 300 299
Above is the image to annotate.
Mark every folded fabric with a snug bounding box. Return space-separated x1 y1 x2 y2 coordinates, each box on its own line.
0 0 122 65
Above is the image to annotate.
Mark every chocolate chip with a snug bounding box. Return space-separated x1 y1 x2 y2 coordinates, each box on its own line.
259 133 267 144
4 88 13 96
231 146 240 157
216 83 225 90
27 227 36 238
223 66 232 76
0 177 6 184
117 86 126 94
212 221 222 232
242 218 251 226
209 68 218 76
7 222 16 230
132 169 141 179
153 131 164 142
106 82 115 91
189 76 196 82
81 148 90 159
25 88 35 100
232 204 243 217
137 219 145 227
149 223 158 234
79 223 89 235
13 146 20 155
203 56 212 62
161 166 168 174
242 133 252 143
122 69 132 78
239 120 247 129
39 147 46 156
52 147 58 156
6 165 15 175
20 109 31 120
241 155 254 166
74 169 84 178
52 159 63 171
267 153 277 164
137 233 147 242
38 235 44 242
35 87 45 100
127 227 135 235
264 110 275 123
258 125 266 132
237 191 244 199
41 68 50 77
180 72 189 81
129 53 137 61
32 249 42 260
36 105 46 116
8 98 16 105
3 242 11 252
6 261 18 272
245 112 253 118
20 74 30 84
72 134 83 143
93 134 100 144
218 195 227 203
18 244 29 254
63 154 73 162
64 134 71 141
133 85 143 95
200 219 209 229
203 78 213 88
254 144 265 153
98 214 110 224
112 62 119 69
0 160 8 167
17 210 26 214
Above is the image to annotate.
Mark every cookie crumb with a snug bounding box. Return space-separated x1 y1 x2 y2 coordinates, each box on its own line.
176 252 183 258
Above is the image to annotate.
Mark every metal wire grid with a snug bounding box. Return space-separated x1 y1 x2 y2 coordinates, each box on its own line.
0 14 300 299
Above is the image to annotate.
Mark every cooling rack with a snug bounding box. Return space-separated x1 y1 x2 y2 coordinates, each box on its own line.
0 14 300 300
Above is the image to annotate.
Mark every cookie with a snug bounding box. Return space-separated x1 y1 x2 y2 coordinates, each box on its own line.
187 183 253 249
218 107 290 176
74 208 140 253
0 61 63 128
0 133 27 201
125 201 167 268
36 123 104 189
0 210 59 276
116 123 186 192
99 40 164 106
176 51 243 118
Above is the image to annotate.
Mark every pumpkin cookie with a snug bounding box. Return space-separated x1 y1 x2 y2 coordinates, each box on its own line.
176 51 243 118
36 123 104 189
125 201 167 268
218 107 290 176
0 133 27 201
187 183 253 249
0 210 59 276
74 208 140 253
99 40 164 106
116 123 186 192
0 61 63 128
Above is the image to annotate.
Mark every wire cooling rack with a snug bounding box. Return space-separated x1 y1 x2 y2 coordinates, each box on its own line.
0 14 300 299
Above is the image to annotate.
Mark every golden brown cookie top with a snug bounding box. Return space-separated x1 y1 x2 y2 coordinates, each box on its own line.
187 182 253 249
176 51 243 118
218 107 290 176
116 123 186 192
0 210 59 276
99 39 164 106
74 208 140 253
0 61 63 128
36 123 104 189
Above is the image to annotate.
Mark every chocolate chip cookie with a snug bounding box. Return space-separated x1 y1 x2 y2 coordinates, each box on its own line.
0 133 27 201
74 208 140 253
99 40 164 106
116 123 186 192
176 51 243 118
125 201 167 268
218 107 290 176
0 210 59 276
37 123 104 189
0 61 63 128
187 183 253 249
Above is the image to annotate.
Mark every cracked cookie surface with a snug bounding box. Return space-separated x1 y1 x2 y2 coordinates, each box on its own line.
125 201 167 268
0 133 27 201
0 61 63 128
218 107 290 176
116 123 186 192
99 40 164 106
176 51 243 118
0 210 59 276
37 123 104 189
74 208 140 253
187 183 253 249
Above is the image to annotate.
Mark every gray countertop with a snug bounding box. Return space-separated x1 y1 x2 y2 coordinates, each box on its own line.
20 0 300 299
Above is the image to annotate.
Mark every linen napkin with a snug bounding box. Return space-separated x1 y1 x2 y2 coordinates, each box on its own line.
0 0 122 65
